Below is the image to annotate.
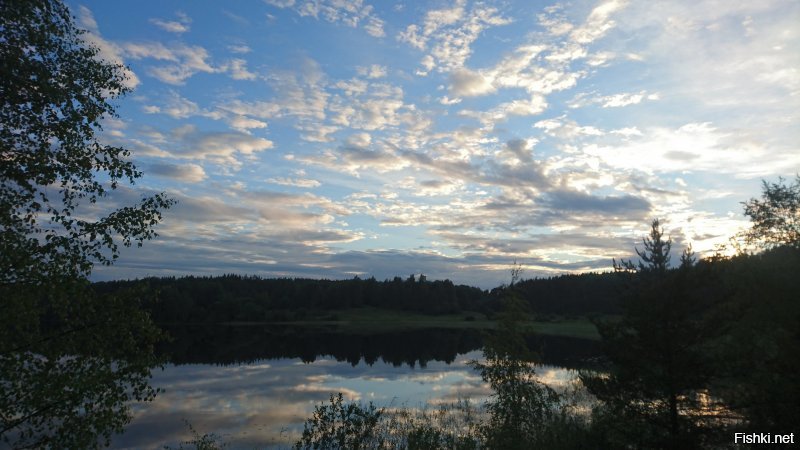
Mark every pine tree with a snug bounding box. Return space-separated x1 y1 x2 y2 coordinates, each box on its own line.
584 220 729 449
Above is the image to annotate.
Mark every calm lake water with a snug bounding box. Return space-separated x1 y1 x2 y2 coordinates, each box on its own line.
110 326 600 449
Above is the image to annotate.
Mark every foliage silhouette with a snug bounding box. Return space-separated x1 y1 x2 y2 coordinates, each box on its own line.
709 246 800 433
583 220 731 449
613 219 671 274
1 0 172 447
740 175 800 249
294 393 384 450
0 0 173 284
471 271 589 449
162 420 228 450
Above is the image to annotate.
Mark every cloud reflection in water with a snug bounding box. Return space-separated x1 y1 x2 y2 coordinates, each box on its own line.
112 351 578 449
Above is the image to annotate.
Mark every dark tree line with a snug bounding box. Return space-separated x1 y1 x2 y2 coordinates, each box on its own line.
501 272 625 316
95 270 629 323
95 275 490 322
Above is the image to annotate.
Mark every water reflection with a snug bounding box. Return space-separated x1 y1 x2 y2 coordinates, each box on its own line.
159 325 600 369
111 327 599 449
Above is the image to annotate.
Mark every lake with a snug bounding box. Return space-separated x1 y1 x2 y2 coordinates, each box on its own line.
110 326 600 449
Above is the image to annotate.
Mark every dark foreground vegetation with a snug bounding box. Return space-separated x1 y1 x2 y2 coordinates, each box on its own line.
2 0 798 448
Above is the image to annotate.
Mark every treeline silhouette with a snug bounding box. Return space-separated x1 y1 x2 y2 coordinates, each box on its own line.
511 272 624 315
94 271 624 323
96 275 485 321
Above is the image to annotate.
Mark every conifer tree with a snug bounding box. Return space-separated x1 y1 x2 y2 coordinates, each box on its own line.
584 220 728 449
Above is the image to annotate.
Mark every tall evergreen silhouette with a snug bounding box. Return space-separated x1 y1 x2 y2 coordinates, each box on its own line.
583 220 729 449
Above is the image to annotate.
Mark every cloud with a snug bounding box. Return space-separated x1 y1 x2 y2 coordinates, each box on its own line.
397 24 426 51
328 83 410 131
545 189 651 216
459 95 549 126
396 177 463 197
228 44 252 54
298 124 340 143
141 92 231 125
534 116 605 139
121 42 216 85
86 0 799 290
357 64 388 79
363 16 386 38
217 100 282 120
94 184 360 273
111 189 251 226
228 115 268 133
121 40 258 84
501 139 536 165
345 132 372 148
264 0 295 7
148 162 207 183
570 0 628 44
221 58 258 80
568 90 659 108
449 68 495 97
265 0 386 37
302 144 409 176
438 1 632 137
448 42 580 100
145 91 200 118
125 139 171 158
581 122 797 176
614 1 800 105
399 1 512 73
161 125 274 167
438 96 461 105
267 177 321 188
76 6 140 88
215 57 334 140
149 12 192 34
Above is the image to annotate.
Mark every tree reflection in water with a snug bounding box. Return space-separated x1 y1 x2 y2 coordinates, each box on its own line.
158 325 600 369
0 282 164 449
111 326 599 449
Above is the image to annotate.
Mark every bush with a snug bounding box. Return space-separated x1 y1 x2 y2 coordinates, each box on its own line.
294 393 383 449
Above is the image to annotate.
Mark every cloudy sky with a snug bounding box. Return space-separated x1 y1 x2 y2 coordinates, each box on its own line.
76 0 799 288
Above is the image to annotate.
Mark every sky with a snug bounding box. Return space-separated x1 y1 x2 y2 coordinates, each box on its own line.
73 0 800 288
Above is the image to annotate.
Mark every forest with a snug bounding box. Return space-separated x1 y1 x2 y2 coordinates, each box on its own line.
94 241 789 325
93 269 627 323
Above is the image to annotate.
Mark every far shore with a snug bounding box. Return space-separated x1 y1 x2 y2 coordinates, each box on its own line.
162 307 604 340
